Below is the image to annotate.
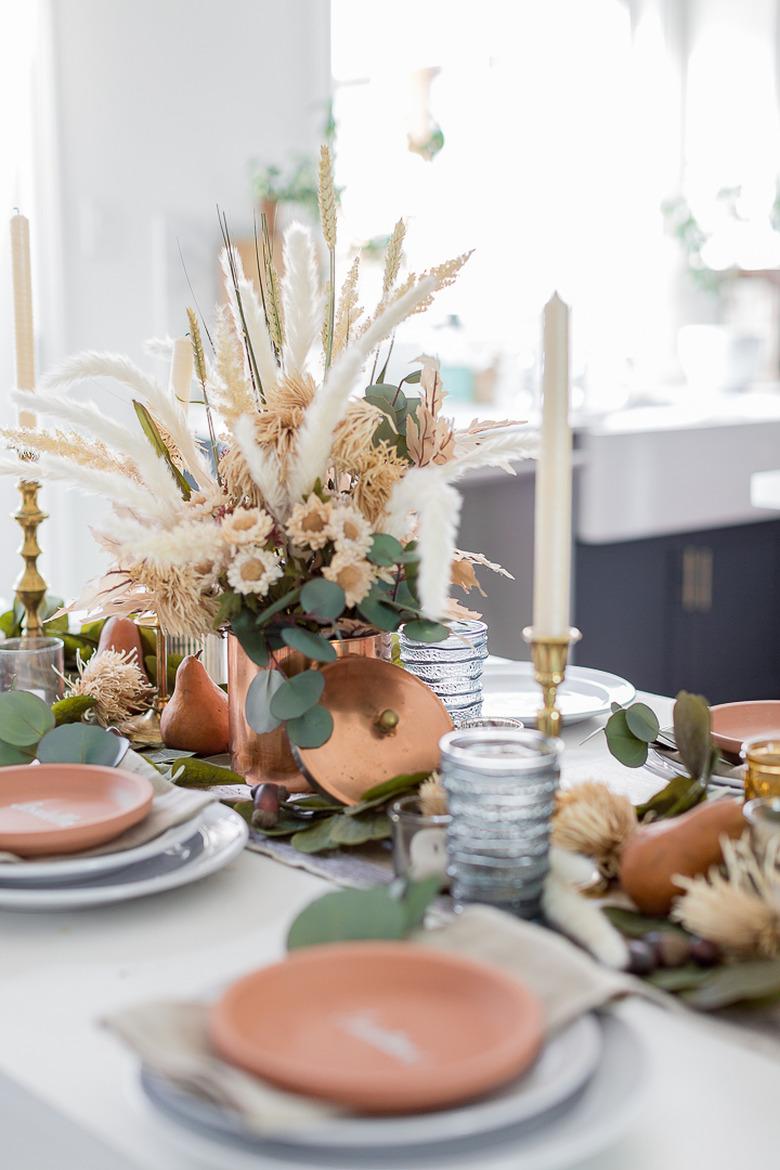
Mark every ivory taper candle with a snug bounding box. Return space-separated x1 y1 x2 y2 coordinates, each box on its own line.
169 336 194 415
532 292 572 637
10 212 36 427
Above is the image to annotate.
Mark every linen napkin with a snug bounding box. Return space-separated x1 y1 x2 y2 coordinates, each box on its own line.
103 904 656 1134
0 749 215 864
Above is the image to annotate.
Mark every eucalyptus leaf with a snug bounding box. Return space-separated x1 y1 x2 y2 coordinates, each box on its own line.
367 533 405 566
270 671 325 720
286 703 334 748
290 814 340 853
232 611 269 667
0 739 37 766
681 959 780 1010
625 702 660 744
403 619 449 643
287 885 408 949
673 691 714 782
0 691 55 747
400 875 441 929
330 811 391 846
245 669 285 734
358 594 401 632
604 708 648 768
300 578 346 620
281 627 337 662
254 587 302 625
37 724 127 767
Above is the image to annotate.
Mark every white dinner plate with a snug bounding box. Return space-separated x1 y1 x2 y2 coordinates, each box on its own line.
0 810 207 885
141 1013 602 1152
482 661 635 726
141 1013 646 1170
0 804 247 910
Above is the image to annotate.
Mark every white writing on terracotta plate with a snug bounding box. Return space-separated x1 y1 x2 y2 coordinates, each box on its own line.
10 801 80 827
338 1011 421 1064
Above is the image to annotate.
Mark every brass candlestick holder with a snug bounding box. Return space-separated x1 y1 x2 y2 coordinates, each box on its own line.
522 626 582 738
14 476 48 638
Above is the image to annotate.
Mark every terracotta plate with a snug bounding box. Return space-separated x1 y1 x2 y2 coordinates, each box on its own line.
210 942 544 1114
710 701 780 755
0 763 154 857
293 658 452 805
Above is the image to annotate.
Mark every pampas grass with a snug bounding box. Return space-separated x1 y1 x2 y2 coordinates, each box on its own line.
382 218 406 297
281 224 322 381
332 256 362 357
287 275 436 502
385 465 461 618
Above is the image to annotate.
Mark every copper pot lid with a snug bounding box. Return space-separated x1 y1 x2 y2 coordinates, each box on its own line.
292 658 452 805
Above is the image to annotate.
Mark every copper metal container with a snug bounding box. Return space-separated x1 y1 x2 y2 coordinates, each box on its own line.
227 631 391 791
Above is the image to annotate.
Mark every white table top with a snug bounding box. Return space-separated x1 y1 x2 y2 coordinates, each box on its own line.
1 691 779 1170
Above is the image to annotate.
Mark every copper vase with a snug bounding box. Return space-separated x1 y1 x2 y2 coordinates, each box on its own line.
227 631 391 791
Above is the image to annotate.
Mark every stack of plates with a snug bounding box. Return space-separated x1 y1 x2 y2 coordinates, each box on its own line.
0 765 248 911
482 661 635 726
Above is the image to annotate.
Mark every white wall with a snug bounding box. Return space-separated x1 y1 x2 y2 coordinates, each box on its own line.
30 0 331 600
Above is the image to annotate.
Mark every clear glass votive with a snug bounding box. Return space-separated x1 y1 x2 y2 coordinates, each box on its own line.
389 795 450 884
741 738 780 800
0 636 65 705
440 727 562 919
400 619 488 725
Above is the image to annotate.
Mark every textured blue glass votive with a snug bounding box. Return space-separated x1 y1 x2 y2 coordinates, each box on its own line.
399 619 488 725
440 727 562 919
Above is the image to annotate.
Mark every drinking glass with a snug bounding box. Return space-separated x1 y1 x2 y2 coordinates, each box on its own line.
399 619 488 725
440 727 561 918
389 794 450 884
0 637 65 705
741 737 780 800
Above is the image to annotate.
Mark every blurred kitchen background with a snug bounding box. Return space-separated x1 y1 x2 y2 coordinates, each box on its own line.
3 0 780 702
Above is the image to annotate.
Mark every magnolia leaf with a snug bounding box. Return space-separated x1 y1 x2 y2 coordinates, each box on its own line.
287 885 408 949
287 793 344 812
132 400 192 499
281 627 337 662
37 724 128 767
604 708 648 768
270 670 325 720
647 966 715 993
634 774 706 821
0 691 55 747
673 691 714 782
367 533 405 567
300 578 346 620
290 814 340 853
347 771 430 816
403 619 449 643
232 611 269 667
602 906 688 939
0 739 37 766
51 694 98 726
681 959 780 1010
285 703 334 748
330 811 391 846
625 702 660 744
245 669 285 734
170 758 245 786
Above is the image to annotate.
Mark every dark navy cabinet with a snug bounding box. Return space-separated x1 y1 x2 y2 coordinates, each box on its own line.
575 519 780 704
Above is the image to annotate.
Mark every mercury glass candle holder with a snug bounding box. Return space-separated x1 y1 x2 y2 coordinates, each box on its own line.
0 636 64 706
440 727 562 919
399 619 488 725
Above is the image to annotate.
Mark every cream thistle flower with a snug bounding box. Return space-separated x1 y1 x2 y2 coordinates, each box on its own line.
227 547 283 596
323 551 375 607
67 649 152 731
221 506 274 548
328 504 373 557
286 493 333 550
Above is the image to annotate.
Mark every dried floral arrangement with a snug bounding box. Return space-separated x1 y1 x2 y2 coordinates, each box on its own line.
0 146 535 749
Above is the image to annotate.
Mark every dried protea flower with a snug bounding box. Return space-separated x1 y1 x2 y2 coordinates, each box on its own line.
67 649 153 731
419 774 448 818
552 781 638 880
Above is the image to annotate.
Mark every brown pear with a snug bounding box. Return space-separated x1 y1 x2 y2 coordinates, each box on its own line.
160 655 230 755
97 617 146 675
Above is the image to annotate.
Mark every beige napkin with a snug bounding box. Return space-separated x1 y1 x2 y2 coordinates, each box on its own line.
0 749 215 865
103 904 659 1134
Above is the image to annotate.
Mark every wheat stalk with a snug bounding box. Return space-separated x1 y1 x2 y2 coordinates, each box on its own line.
382 218 406 298
318 144 337 250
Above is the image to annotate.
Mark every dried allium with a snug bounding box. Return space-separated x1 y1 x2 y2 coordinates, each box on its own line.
552 781 638 880
67 649 152 731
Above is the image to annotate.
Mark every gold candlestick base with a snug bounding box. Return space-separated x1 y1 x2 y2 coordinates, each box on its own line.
523 626 582 738
14 477 48 638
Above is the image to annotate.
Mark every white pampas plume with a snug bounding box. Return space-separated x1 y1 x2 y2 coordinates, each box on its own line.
237 277 279 398
143 336 176 362
41 352 215 488
542 863 629 970
447 428 538 479
288 275 436 502
34 453 173 519
280 223 322 381
233 414 288 519
385 465 460 619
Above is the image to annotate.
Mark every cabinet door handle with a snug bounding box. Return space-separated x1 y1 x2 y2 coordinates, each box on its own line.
695 547 713 612
682 547 697 611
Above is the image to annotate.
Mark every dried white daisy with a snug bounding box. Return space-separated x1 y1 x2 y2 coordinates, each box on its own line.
328 504 373 558
552 781 638 880
323 552 375 608
672 834 780 958
286 494 333 551
221 507 273 548
67 649 152 731
227 547 283 597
